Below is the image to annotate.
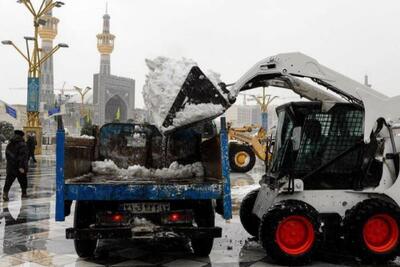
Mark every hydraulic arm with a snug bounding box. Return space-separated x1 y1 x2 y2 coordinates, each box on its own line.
229 52 400 141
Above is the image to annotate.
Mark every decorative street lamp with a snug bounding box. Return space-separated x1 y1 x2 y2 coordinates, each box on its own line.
73 86 92 132
2 0 67 154
248 87 278 131
73 86 92 117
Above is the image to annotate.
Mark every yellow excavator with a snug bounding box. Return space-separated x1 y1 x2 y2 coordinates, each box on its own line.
228 123 273 172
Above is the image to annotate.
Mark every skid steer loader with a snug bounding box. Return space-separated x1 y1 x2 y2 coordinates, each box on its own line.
234 52 400 265
143 53 400 264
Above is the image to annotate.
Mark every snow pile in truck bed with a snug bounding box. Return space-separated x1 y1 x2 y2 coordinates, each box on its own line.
142 57 224 131
92 160 204 179
92 159 120 175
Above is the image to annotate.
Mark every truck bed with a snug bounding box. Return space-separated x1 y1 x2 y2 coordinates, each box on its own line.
66 173 222 185
56 122 232 220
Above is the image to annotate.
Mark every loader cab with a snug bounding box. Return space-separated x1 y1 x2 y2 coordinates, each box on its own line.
269 101 370 189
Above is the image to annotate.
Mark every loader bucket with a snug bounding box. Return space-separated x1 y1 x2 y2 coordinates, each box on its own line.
161 66 230 132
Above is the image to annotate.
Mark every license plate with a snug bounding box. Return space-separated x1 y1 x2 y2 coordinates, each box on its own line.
122 203 170 213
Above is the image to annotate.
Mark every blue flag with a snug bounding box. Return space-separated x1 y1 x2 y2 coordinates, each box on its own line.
48 106 61 117
5 104 17 119
27 77 40 112
47 104 66 118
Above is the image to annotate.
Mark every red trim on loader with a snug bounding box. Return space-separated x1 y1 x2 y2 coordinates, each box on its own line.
275 215 315 255
363 213 399 253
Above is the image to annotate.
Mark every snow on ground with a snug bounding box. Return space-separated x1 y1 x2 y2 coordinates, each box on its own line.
231 184 260 202
230 160 264 202
92 159 204 179
133 217 154 226
70 134 95 139
79 135 95 139
142 56 225 132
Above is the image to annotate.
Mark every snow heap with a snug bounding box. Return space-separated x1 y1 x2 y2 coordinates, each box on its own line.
79 135 95 139
142 57 225 131
92 159 120 175
167 103 224 130
92 159 204 179
133 217 154 226
70 135 95 139
143 57 197 129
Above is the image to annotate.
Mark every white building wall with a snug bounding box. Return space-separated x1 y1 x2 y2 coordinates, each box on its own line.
225 104 261 127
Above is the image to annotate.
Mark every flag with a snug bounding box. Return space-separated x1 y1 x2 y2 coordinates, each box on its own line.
115 107 121 121
45 104 66 119
85 109 91 123
5 104 17 119
27 77 40 112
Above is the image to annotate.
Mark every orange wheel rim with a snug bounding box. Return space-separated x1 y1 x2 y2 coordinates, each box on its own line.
363 213 399 253
234 151 250 167
275 215 315 255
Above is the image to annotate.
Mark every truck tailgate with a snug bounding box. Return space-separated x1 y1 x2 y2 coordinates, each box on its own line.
64 175 223 201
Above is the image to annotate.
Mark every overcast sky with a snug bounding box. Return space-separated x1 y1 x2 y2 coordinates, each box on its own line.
1 0 399 108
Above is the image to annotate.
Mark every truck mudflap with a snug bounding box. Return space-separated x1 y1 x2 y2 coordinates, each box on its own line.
66 226 222 240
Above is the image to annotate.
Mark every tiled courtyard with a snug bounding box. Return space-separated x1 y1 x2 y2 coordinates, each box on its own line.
0 157 398 266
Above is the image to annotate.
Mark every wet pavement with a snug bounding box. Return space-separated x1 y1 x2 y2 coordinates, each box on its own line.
0 157 399 266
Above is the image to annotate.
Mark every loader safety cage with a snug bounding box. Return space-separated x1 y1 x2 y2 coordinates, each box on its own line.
270 101 365 189
55 118 232 221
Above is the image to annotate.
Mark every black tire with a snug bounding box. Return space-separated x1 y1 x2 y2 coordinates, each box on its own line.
240 188 260 237
191 200 215 256
343 199 400 264
229 143 256 173
259 200 322 265
74 201 98 258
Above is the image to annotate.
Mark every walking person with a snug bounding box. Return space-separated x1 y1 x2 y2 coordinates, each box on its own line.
2 130 29 201
26 133 37 163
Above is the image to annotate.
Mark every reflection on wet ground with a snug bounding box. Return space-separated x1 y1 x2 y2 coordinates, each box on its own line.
230 164 262 216
0 157 399 266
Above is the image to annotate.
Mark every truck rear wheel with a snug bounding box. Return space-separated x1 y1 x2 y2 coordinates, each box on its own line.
240 188 260 237
229 143 256 173
192 200 215 256
259 200 322 265
343 199 400 264
74 201 98 258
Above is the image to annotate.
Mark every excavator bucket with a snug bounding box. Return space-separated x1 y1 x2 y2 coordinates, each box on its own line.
161 66 230 132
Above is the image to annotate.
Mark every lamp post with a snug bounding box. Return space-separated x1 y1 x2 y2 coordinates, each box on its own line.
73 86 91 134
249 87 278 131
2 0 67 154
73 86 92 117
74 86 92 134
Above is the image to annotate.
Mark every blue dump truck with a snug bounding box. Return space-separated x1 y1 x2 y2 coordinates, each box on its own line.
55 118 232 258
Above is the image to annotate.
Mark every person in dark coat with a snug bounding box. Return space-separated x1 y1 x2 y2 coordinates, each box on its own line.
26 133 37 163
3 130 29 201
